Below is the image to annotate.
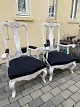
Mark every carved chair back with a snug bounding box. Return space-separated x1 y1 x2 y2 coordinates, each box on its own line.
1 21 29 61
42 23 60 51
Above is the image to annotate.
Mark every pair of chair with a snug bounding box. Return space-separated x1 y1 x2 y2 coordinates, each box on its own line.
1 22 76 98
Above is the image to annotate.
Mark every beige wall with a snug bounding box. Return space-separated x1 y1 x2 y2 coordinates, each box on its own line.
0 0 80 64
0 0 47 63
47 0 80 40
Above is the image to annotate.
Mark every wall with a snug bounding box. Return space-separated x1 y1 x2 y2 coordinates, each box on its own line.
47 0 80 41
0 0 80 64
0 0 47 63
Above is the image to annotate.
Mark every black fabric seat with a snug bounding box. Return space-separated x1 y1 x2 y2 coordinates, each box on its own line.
47 51 75 66
73 55 80 63
8 56 46 79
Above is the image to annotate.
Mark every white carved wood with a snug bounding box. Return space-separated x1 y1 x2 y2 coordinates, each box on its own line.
42 23 76 53
69 61 76 74
42 23 60 51
1 22 47 98
42 22 76 81
49 67 54 82
28 48 40 59
1 22 29 58
9 68 47 98
9 81 16 98
48 61 76 81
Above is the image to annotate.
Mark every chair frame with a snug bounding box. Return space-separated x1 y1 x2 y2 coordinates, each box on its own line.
28 46 40 59
42 23 76 53
42 22 76 81
1 22 47 98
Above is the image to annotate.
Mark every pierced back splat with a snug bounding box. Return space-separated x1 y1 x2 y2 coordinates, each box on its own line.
1 22 29 58
42 23 60 51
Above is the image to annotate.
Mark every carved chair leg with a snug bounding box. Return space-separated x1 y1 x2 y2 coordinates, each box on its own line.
69 62 76 74
9 80 16 98
42 69 47 83
49 67 54 82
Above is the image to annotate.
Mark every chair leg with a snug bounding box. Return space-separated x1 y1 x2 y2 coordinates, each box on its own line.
42 69 47 83
69 62 76 74
9 80 16 98
49 67 54 82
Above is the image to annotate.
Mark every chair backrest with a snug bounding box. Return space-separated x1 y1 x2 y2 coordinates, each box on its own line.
1 21 29 60
42 23 60 51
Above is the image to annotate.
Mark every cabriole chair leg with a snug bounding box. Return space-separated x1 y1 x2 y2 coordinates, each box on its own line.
42 69 47 83
69 62 76 74
49 67 54 82
9 81 16 98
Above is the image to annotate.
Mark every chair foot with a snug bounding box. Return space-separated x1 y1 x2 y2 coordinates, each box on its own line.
71 70 74 74
49 67 54 82
42 69 47 83
69 62 76 74
9 81 16 98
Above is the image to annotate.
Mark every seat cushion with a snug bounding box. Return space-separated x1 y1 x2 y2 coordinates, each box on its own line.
47 51 75 66
73 55 80 63
8 56 46 80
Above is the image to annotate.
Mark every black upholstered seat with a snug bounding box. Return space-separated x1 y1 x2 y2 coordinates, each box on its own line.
8 56 46 79
74 55 80 63
47 51 75 66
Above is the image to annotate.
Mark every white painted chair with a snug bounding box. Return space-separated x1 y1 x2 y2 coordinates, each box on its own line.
42 23 76 81
42 23 76 54
1 21 47 98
